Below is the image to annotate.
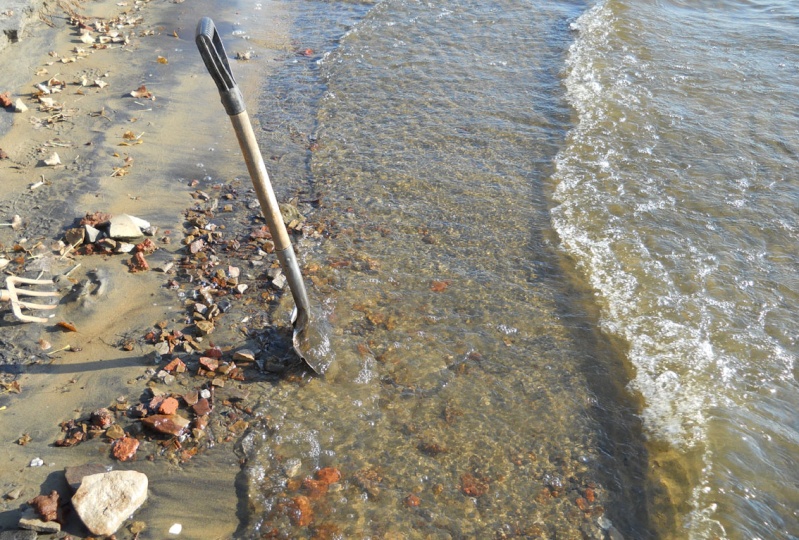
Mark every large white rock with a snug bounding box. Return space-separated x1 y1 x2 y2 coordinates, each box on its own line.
71 470 148 536
108 214 146 240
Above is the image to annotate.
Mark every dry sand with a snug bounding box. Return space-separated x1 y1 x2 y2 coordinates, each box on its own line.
0 0 295 537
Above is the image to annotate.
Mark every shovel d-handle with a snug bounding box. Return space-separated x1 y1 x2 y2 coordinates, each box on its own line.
196 17 245 116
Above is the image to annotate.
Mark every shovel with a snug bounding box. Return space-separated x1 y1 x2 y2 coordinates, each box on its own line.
196 17 332 375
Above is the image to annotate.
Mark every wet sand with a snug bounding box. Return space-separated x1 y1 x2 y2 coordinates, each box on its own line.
0 0 293 537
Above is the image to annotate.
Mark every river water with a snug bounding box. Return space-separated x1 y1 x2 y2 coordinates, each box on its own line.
218 0 799 538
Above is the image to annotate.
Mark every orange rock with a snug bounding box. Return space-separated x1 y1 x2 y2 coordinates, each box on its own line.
315 467 341 486
191 398 211 416
158 397 179 415
164 358 186 373
199 356 219 372
575 497 589 512
290 495 313 526
404 493 420 507
460 473 489 497
302 478 327 500
112 436 139 461
585 487 595 502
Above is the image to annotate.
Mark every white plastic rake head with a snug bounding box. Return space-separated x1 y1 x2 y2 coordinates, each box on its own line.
0 275 60 323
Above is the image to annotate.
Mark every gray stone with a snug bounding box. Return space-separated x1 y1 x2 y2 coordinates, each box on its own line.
0 528 39 539
64 463 109 492
18 508 60 533
71 470 148 536
108 214 144 241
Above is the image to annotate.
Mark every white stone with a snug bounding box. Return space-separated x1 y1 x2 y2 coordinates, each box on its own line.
14 98 27 113
71 471 148 536
84 224 101 243
108 214 144 240
169 523 182 535
127 214 151 230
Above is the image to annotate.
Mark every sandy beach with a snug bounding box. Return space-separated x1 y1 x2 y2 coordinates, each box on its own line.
0 0 297 537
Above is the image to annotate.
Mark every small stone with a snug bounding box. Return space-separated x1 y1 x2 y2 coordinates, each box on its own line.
64 227 85 246
129 521 146 534
404 493 421 507
164 358 186 373
111 436 139 461
199 389 211 399
169 523 182 534
115 242 136 253
154 341 170 356
182 391 199 406
105 424 125 439
18 508 60 533
290 495 313 526
84 224 101 243
140 414 190 437
236 283 248 294
233 349 255 363
71 471 148 536
14 98 28 113
4 487 23 500
199 357 218 372
191 398 211 416
91 408 114 428
158 397 179 415
29 458 43 468
271 273 287 290
195 320 214 336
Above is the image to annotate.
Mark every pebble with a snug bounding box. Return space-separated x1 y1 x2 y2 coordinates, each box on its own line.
111 436 139 461
28 458 43 468
233 349 256 363
140 414 190 436
169 523 182 535
4 487 23 500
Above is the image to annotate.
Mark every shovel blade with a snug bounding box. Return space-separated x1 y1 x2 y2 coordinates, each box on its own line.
292 305 334 375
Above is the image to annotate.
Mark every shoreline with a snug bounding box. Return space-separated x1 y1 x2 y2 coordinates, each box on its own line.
0 0 294 537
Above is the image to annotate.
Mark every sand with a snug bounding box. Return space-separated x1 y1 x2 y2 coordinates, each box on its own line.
0 0 294 537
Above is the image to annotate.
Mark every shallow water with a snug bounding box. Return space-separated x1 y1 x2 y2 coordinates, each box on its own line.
237 0 799 537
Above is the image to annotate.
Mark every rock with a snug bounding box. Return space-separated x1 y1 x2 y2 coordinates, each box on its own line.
28 458 43 468
14 98 28 113
65 464 109 492
90 408 114 428
199 357 218 372
71 471 148 537
126 214 151 230
0 529 38 540
195 320 214 335
115 242 136 253
191 398 211 416
140 414 190 437
158 397 179 415
271 273 287 290
4 487 23 500
105 424 125 440
84 224 101 243
163 358 186 373
111 436 139 461
18 508 60 533
108 214 144 240
233 349 256 363
28 490 59 521
64 227 85 247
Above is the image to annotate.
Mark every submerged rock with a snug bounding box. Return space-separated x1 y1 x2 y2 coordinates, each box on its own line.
71 471 148 536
